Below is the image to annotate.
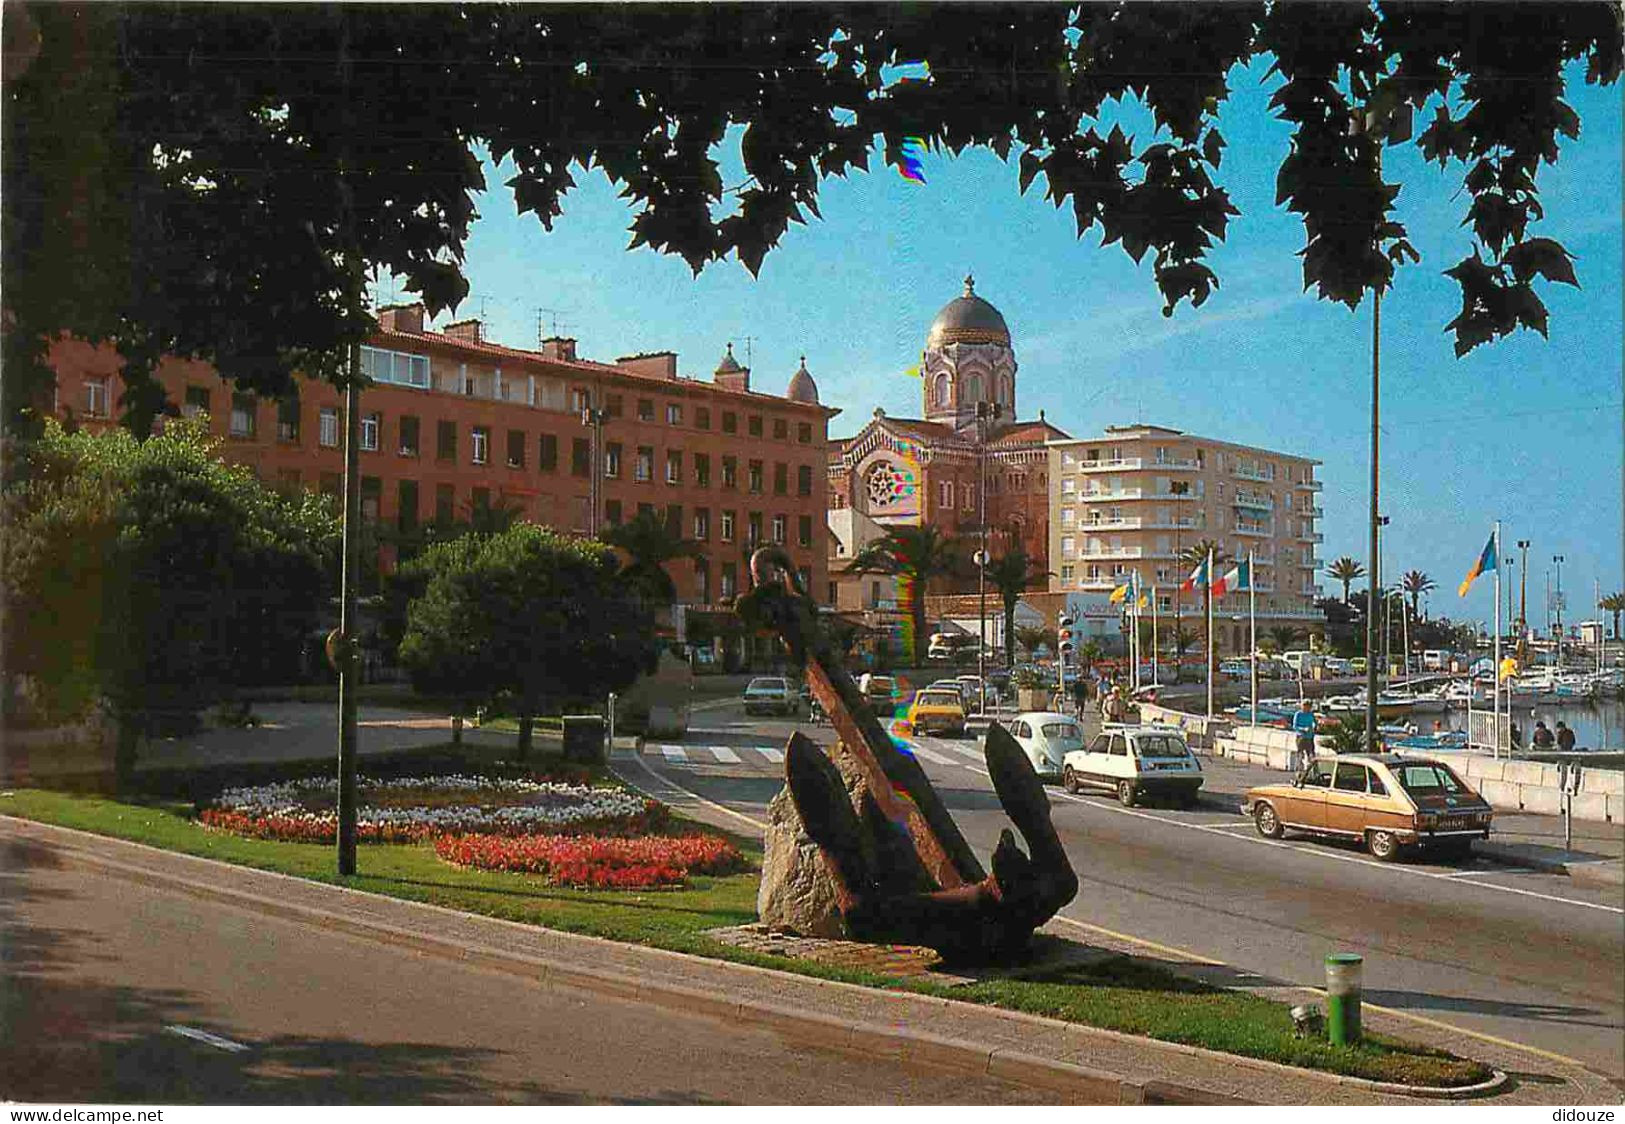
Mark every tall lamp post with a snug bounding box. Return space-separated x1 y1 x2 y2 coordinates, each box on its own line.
1516 539 1532 644
1352 97 1412 753
581 403 609 536
1170 480 1190 681
975 401 1003 694
1554 553 1566 668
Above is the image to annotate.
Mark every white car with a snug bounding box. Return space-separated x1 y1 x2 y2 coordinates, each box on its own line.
1062 724 1203 808
742 676 797 717
1003 712 1086 782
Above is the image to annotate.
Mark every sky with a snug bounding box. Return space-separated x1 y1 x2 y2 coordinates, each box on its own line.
375 56 1623 633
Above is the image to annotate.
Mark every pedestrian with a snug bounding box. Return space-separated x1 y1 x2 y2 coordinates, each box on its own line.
1532 720 1555 748
1071 674 1090 719
1555 720 1576 751
1292 698 1319 761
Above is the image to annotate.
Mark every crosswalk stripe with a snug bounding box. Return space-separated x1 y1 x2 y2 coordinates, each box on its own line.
756 746 785 764
659 744 688 763
898 741 957 766
708 745 742 764
932 739 987 764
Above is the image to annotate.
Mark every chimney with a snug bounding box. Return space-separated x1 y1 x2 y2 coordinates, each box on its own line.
444 318 483 343
615 351 677 380
377 303 425 334
541 336 578 362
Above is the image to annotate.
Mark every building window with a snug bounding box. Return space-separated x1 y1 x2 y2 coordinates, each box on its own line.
797 421 812 444
637 398 654 422
748 415 763 437
320 407 340 448
939 481 953 506
605 499 623 526
722 411 738 434
571 386 591 412
1061 564 1074 582
276 397 300 442
798 514 812 548
721 562 737 601
507 429 526 468
471 426 489 465
772 514 787 544
359 346 430 389
798 464 813 497
696 407 711 430
694 508 710 540
437 420 457 461
773 418 787 440
571 496 591 532
747 511 763 546
229 393 256 437
435 483 455 524
748 460 764 494
398 480 419 533
695 453 711 488
696 557 711 603
571 437 591 477
666 450 682 484
539 433 558 472
933 374 949 408
605 442 622 478
360 477 382 524
320 472 342 500
399 415 420 456
722 456 738 489
183 385 210 419
605 394 623 418
962 484 974 510
635 446 654 482
720 510 735 542
360 412 380 452
666 403 682 425
773 462 787 496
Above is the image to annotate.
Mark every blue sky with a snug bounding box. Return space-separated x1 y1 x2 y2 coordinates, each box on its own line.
378 58 1623 631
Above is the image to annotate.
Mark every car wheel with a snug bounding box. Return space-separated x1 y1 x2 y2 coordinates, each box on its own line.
1063 766 1080 795
1253 802 1283 839
1116 780 1137 807
1367 830 1401 862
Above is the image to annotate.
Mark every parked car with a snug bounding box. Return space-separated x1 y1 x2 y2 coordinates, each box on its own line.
906 688 968 737
1062 724 1203 807
742 676 798 717
955 674 999 714
857 673 900 711
1005 712 1086 782
1240 754 1492 861
1323 657 1354 677
1218 659 1250 680
1350 657 1368 674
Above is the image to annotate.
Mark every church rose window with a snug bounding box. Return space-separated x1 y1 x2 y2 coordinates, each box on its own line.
865 460 915 509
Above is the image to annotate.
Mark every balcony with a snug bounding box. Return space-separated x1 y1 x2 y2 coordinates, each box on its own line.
1074 457 1144 472
1079 487 1145 501
1260 607 1327 621
1144 516 1199 530
1295 478 1323 492
1298 531 1324 544
1076 547 1146 560
1080 516 1145 530
1150 456 1200 470
1233 465 1273 483
1302 505 1324 517
1233 490 1274 511
1074 576 1120 590
1234 522 1273 538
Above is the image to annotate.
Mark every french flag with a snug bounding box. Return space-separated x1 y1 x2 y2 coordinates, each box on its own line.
1212 557 1250 598
1180 557 1208 594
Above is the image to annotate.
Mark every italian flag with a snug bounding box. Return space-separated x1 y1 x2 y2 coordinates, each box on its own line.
1179 557 1208 594
1212 557 1250 598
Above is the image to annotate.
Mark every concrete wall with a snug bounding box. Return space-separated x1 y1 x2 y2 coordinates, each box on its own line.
1411 751 1621 824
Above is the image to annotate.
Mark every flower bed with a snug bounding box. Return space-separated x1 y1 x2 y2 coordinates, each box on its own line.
435 832 748 889
199 774 662 844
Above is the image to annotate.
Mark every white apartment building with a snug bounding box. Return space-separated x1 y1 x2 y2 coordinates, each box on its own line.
1047 424 1325 653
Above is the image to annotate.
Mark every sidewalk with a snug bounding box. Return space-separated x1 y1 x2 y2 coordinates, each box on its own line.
5 815 1616 1106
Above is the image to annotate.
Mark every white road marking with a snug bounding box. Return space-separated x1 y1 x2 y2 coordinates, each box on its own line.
708 745 742 764
622 755 769 833
933 740 988 764
658 744 688 763
756 746 785 764
898 740 958 767
164 1025 249 1053
1049 789 1623 914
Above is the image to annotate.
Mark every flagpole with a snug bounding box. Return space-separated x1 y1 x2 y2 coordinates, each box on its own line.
1249 550 1258 730
1493 521 1503 758
1206 548 1215 722
1151 584 1159 688
1130 574 1141 693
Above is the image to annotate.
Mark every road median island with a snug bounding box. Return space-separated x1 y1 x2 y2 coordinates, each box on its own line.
0 740 1508 1097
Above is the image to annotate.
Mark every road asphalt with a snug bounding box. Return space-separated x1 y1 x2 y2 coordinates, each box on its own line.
11 699 1622 1105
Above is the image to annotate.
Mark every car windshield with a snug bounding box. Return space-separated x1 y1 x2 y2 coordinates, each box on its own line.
1041 722 1083 743
917 691 960 707
1134 735 1190 759
747 679 784 692
1394 763 1467 796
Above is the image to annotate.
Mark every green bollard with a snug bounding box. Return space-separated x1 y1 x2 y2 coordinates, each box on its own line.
1325 953 1364 1046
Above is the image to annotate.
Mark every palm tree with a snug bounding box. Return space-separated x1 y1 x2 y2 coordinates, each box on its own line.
1401 570 1435 621
846 525 961 664
1014 624 1053 661
1268 624 1303 653
1599 591 1624 640
601 509 703 611
1179 539 1229 670
985 546 1051 669
1328 556 1365 604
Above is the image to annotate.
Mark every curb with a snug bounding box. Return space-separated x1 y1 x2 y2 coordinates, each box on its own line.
3 816 1529 1104
1475 843 1625 888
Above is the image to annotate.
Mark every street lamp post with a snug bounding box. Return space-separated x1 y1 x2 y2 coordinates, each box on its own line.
581 404 609 536
1554 554 1566 668
1170 480 1190 682
975 401 1003 695
1516 539 1531 645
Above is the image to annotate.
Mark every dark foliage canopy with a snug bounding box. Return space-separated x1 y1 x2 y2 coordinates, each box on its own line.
5 2 1618 436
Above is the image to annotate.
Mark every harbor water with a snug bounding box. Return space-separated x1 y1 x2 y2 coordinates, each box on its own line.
1435 698 1624 751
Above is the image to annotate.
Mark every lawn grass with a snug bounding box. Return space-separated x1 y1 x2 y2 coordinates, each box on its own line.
2 769 1492 1089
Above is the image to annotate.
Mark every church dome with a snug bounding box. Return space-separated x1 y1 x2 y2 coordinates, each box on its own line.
786 355 819 404
926 274 1011 348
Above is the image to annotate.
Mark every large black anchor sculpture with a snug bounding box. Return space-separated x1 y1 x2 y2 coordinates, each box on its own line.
736 547 1078 963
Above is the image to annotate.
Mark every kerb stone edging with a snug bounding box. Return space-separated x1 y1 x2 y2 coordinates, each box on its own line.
2 815 1512 1103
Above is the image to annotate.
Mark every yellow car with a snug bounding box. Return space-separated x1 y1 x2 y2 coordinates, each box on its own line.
905 688 967 737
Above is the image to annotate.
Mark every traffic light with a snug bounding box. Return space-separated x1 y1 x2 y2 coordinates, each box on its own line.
1058 614 1076 659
